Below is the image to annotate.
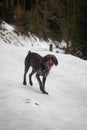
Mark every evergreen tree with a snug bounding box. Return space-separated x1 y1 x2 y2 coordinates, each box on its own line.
71 0 87 59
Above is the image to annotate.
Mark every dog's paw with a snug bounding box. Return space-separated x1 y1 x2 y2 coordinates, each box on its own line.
42 91 48 95
23 81 26 85
29 81 33 86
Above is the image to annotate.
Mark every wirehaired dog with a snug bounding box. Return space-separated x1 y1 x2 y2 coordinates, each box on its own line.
23 51 58 94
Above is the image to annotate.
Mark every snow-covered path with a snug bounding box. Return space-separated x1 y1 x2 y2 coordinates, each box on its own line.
0 41 87 130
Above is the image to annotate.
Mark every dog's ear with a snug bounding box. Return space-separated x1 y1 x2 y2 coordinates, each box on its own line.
51 55 58 66
48 55 58 66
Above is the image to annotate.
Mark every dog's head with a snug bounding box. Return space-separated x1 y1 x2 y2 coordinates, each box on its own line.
42 54 58 70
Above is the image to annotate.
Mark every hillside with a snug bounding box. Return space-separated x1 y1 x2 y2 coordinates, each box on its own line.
0 22 87 130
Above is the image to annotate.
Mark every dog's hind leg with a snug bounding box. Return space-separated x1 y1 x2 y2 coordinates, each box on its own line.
29 69 35 86
23 60 30 85
23 67 29 85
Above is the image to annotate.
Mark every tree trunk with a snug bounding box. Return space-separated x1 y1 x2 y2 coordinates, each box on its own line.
6 0 9 7
17 0 20 6
22 0 25 11
49 44 53 51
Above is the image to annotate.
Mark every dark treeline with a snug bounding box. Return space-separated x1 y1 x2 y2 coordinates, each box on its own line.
0 0 87 59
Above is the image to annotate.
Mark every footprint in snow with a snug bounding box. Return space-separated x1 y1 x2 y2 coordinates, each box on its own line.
25 99 31 103
25 99 39 106
35 103 39 106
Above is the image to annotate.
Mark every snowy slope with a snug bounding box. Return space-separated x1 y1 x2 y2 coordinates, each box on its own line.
0 23 87 130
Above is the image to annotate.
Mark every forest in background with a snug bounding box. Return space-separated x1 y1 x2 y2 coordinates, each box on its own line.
0 0 87 59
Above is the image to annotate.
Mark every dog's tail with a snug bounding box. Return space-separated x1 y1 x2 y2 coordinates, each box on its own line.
27 51 32 57
28 50 31 54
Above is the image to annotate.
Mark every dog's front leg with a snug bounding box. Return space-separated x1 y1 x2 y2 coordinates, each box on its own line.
42 76 48 94
36 73 43 92
36 73 48 94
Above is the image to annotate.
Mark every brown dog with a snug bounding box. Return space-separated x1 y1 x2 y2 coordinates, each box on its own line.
23 51 58 94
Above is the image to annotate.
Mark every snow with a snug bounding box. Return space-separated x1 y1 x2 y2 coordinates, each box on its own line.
0 23 87 130
1 21 14 32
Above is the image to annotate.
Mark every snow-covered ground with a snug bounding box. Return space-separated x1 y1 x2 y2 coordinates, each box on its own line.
0 22 87 130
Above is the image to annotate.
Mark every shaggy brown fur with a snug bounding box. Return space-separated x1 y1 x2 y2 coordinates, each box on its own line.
23 51 58 94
